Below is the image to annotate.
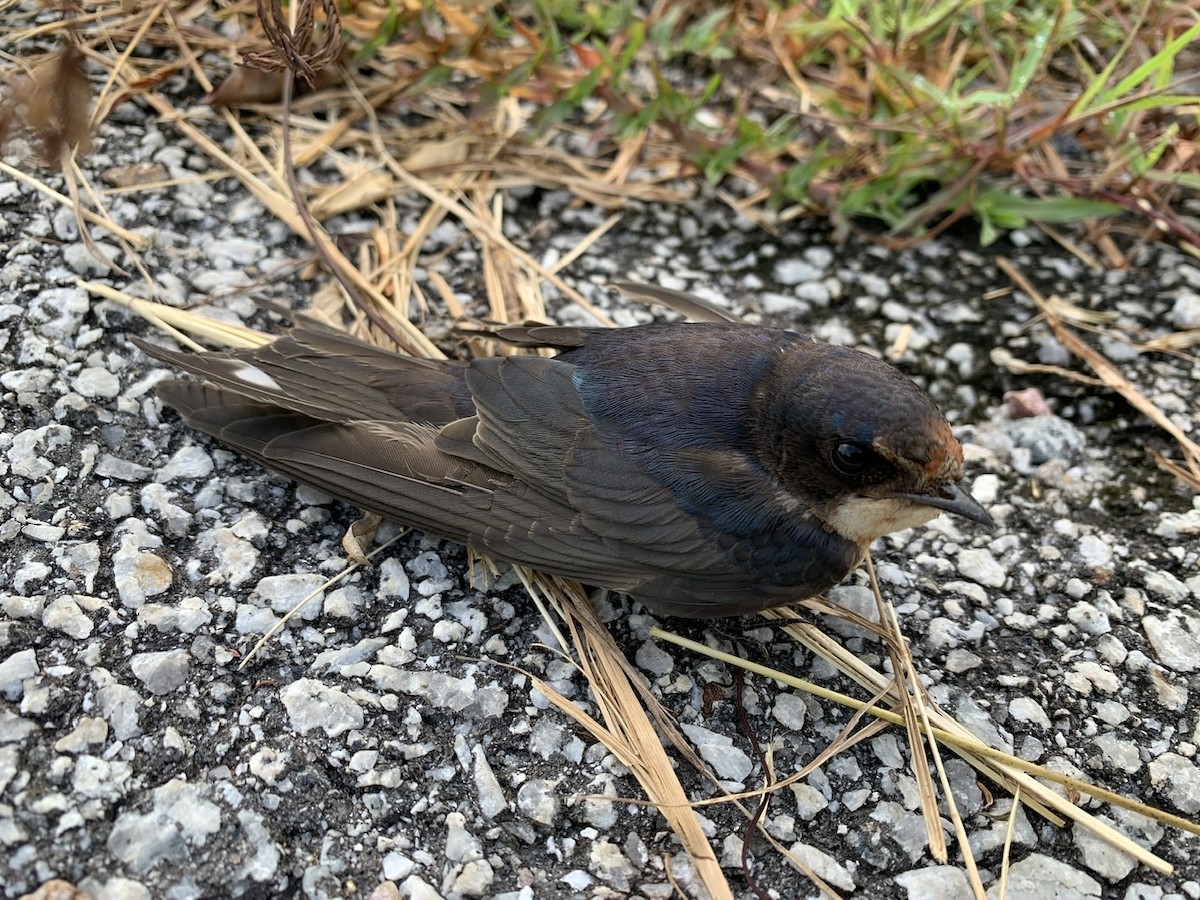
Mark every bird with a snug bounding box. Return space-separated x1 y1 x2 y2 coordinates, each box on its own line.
132 285 993 618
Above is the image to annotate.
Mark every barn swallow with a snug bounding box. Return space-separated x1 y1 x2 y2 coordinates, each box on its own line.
133 286 993 618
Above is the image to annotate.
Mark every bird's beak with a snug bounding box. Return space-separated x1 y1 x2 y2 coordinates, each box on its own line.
890 481 995 528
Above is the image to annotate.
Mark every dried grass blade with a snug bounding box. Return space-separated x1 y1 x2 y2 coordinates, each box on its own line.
651 626 1178 873
384 159 615 326
81 282 269 350
549 213 623 275
517 573 734 900
0 160 148 249
866 557 948 863
999 257 1200 480
240 532 406 669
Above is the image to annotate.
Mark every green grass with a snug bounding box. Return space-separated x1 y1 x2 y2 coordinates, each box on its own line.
351 0 1199 247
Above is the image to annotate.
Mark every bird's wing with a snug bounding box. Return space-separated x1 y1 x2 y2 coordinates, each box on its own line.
154 380 503 547
443 354 849 615
133 330 471 426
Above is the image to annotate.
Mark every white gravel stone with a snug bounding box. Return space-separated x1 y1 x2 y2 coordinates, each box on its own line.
516 778 559 825
55 716 109 754
252 573 327 619
1091 733 1141 774
92 877 152 900
399 874 443 900
236 810 281 882
73 755 133 801
95 454 153 482
129 649 190 695
774 259 823 284
112 536 173 609
472 744 509 819
759 291 806 314
0 649 40 700
790 783 828 820
680 723 753 782
156 444 214 482
589 840 636 891
450 859 495 896
788 842 855 891
872 734 905 769
634 640 674 676
137 597 212 634
370 668 508 717
1148 752 1200 813
312 637 389 671
1141 568 1190 603
323 585 365 620
279 678 364 737
1073 823 1136 881
1075 535 1108 571
772 693 807 731
96 680 141 740
1 368 54 393
202 525 261 588
107 780 221 873
382 852 415 881
1142 613 1200 673
896 865 971 899
1170 289 1200 327
1004 415 1086 465
1008 696 1051 728
8 426 71 480
954 548 1005 588
347 749 377 774
235 605 277 635
444 811 483 862
581 776 617 830
202 236 266 266
1067 602 1110 636
1154 505 1200 538
986 853 1100 899
873 800 929 860
1094 700 1130 726
13 559 51 593
43 596 94 638
377 557 411 601
22 522 65 542
945 648 982 673
74 367 121 399
31 286 88 337
970 473 999 505
53 541 101 592
1064 661 1119 694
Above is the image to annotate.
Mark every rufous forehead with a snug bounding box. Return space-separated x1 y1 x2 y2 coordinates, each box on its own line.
922 422 964 478
875 418 963 478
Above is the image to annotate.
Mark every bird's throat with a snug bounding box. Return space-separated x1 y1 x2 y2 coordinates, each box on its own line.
823 495 943 548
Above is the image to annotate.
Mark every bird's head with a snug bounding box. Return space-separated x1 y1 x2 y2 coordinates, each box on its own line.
756 340 993 549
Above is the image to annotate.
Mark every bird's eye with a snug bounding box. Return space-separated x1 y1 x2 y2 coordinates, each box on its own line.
831 441 871 477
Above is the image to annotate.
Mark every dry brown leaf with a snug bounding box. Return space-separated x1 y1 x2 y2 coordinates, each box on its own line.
204 62 343 107
401 134 472 170
308 169 394 219
1 43 92 164
102 161 168 187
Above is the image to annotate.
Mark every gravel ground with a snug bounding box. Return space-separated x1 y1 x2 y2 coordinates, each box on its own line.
4 47 1200 900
